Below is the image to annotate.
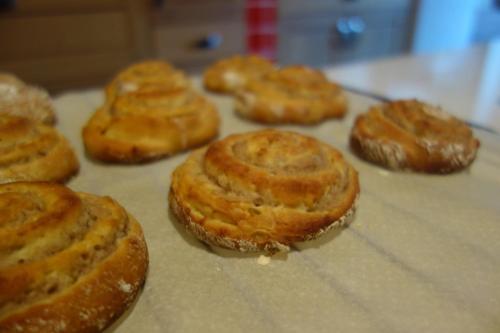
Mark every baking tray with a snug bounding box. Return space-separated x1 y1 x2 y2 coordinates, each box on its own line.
54 79 500 333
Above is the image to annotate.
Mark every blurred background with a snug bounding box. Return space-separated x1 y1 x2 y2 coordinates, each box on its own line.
1 0 499 92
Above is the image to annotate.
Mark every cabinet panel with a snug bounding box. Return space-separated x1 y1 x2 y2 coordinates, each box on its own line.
278 3 415 66
0 0 152 91
0 13 130 61
151 0 245 71
155 21 245 70
280 0 411 18
0 0 124 16
152 0 244 24
1 53 136 91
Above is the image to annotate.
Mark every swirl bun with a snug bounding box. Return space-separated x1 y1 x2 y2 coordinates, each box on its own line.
203 55 275 94
0 115 79 184
170 129 359 253
235 66 348 124
0 182 148 332
83 61 219 163
105 60 190 99
0 73 56 125
350 99 480 173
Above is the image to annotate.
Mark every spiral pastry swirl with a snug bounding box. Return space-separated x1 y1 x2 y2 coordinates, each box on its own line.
105 61 190 99
203 55 275 94
0 182 148 333
83 61 220 163
170 129 359 253
235 66 348 124
0 115 79 184
350 99 480 173
0 73 56 125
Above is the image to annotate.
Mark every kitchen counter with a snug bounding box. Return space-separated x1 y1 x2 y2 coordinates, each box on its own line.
326 39 500 132
48 45 500 333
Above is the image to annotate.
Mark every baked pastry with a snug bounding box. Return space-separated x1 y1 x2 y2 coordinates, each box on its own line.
235 66 348 124
203 55 275 94
0 73 56 125
350 99 480 173
0 115 79 184
83 61 220 163
170 129 359 253
0 182 148 332
105 60 190 99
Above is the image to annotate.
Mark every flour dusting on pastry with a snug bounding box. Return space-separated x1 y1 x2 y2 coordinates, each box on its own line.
0 73 56 125
0 182 149 332
170 129 360 253
350 99 479 173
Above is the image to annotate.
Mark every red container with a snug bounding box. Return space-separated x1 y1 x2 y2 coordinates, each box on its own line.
245 0 278 61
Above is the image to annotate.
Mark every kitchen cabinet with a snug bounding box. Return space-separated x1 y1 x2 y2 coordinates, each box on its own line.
0 0 152 91
152 0 245 72
278 0 416 66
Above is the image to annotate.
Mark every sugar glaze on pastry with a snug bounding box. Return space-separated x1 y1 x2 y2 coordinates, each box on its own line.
350 99 480 173
170 129 360 253
0 182 148 332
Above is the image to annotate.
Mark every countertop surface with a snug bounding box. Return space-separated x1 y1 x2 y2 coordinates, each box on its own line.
51 68 500 332
326 39 500 132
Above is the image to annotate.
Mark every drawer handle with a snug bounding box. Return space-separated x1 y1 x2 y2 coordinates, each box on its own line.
335 16 366 44
194 33 223 50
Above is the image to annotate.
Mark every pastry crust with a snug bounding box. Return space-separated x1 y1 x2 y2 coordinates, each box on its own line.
203 55 275 94
83 61 220 163
170 129 359 253
350 99 480 173
235 66 348 124
105 60 190 100
0 73 56 125
0 182 149 333
0 115 79 184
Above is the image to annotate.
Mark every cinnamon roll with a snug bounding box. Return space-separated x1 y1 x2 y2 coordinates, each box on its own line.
170 129 359 253
0 73 56 125
203 55 275 94
0 115 79 184
83 61 220 163
0 182 148 333
350 99 480 173
235 66 348 124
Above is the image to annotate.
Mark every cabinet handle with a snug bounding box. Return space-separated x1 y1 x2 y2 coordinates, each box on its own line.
194 33 223 50
335 16 366 44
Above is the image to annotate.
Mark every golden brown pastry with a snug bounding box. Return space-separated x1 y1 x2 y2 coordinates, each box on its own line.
83 61 220 163
170 129 359 253
0 73 56 125
235 66 348 124
0 115 79 184
0 182 148 333
350 99 480 173
105 60 190 99
203 55 275 94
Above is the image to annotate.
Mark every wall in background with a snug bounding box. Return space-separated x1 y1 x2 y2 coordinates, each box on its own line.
412 0 497 54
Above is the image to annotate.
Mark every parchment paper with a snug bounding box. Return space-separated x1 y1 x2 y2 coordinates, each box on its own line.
53 79 500 333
